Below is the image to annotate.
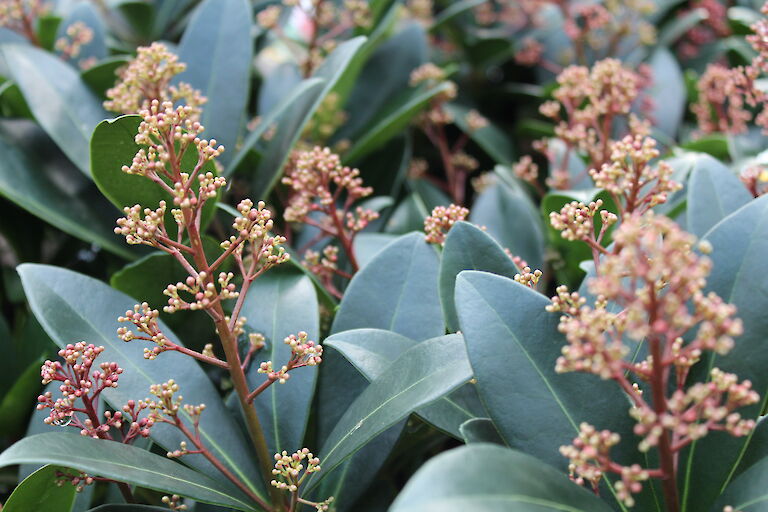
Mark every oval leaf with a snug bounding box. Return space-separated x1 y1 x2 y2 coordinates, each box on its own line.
3 465 76 512
0 433 254 511
331 232 443 340
686 154 751 237
390 444 613 512
1 44 107 175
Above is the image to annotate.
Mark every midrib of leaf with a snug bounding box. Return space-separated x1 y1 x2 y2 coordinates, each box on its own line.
387 239 419 333
29 274 264 499
270 278 283 453
463 278 630 512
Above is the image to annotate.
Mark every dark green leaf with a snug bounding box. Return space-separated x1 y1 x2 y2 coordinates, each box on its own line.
390 444 613 512
175 0 253 166
0 132 132 258
712 452 768 512
430 0 486 31
3 465 76 512
331 232 444 340
459 418 506 446
445 103 514 165
87 506 167 512
681 196 768 511
243 37 367 196
344 82 453 162
0 358 44 437
686 154 751 237
455 271 635 472
0 433 255 511
1 45 107 175
469 179 545 270
326 329 484 439
242 267 319 455
17 264 265 501
306 334 473 491
36 15 62 51
439 221 519 332
81 56 131 99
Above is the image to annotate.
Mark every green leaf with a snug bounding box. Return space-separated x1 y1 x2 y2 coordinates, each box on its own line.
686 154 752 237
242 37 367 196
306 333 473 491
17 264 265 501
430 0 486 31
455 271 635 471
444 103 514 165
469 178 545 270
175 0 253 167
352 233 399 269
331 232 444 340
36 15 62 51
646 48 686 138
90 115 218 232
344 82 453 163
0 80 32 118
0 358 45 437
658 7 708 47
439 221 519 332
3 465 76 512
242 267 319 455
390 444 614 512
0 433 255 511
1 45 107 175
712 452 768 512
681 196 768 512
325 329 484 439
87 506 167 512
0 133 132 259
81 56 131 99
459 418 506 446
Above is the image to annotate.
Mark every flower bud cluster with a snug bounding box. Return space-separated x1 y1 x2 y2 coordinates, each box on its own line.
549 199 614 242
540 59 650 170
117 302 173 359
283 147 374 224
163 271 239 314
0 0 47 37
553 213 757 506
561 423 648 507
37 343 123 428
55 470 96 493
104 42 205 116
258 332 323 384
222 199 289 270
271 448 323 493
54 21 93 63
513 267 543 288
304 245 339 281
114 202 167 246
424 204 469 245
512 155 539 185
161 495 187 511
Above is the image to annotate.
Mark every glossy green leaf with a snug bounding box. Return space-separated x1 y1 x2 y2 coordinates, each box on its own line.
681 196 768 511
331 232 444 340
455 271 636 471
445 103 514 165
686 154 751 237
439 221 519 332
3 465 76 512
0 433 255 511
17 264 265 500
175 0 253 166
0 358 45 437
306 334 473 491
90 115 218 231
242 267 319 455
36 15 62 51
390 444 613 512
459 418 506 446
711 452 768 512
0 132 131 258
326 329 483 438
1 45 107 175
344 82 453 163
243 37 367 196
469 178 545 270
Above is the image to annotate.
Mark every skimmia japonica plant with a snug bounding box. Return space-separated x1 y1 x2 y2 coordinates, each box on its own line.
3 1 768 512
